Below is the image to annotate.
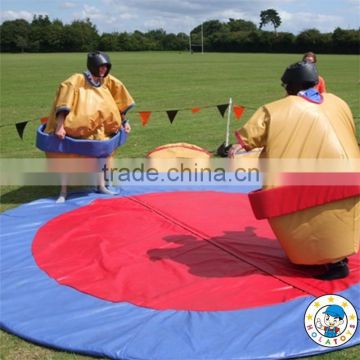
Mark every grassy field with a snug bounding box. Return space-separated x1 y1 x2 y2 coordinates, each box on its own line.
0 52 359 159
0 52 359 360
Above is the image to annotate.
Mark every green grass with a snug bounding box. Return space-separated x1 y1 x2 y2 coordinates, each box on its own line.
0 52 359 159
1 329 359 360
0 52 359 359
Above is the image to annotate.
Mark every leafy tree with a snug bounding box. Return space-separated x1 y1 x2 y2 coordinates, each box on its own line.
117 32 133 51
15 35 28 52
29 15 52 51
332 27 360 54
0 14 358 54
273 32 295 52
143 29 167 50
161 33 179 50
146 29 166 41
227 18 257 32
259 9 281 34
175 32 189 50
208 31 233 52
62 18 99 52
99 33 121 51
47 19 65 52
0 19 31 52
247 30 267 51
191 20 225 36
127 31 152 51
295 28 323 52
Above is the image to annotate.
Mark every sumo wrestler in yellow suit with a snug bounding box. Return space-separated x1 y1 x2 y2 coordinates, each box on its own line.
45 51 135 202
230 61 360 280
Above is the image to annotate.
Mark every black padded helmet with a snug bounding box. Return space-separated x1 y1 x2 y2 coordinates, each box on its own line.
87 51 112 77
281 61 318 86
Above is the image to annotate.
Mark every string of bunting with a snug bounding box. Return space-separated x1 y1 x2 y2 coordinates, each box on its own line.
10 103 360 139
138 102 247 126
4 103 249 140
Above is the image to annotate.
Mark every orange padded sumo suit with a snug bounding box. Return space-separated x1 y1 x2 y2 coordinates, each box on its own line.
235 92 360 265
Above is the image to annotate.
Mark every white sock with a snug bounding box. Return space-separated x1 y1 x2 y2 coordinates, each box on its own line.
98 185 116 195
56 192 67 203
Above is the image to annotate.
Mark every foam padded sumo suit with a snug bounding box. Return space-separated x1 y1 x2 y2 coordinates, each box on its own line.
236 93 360 265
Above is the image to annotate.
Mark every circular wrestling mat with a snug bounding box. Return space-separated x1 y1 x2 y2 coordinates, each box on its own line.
1 186 359 359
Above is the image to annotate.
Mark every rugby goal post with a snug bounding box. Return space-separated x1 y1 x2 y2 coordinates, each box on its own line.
189 23 204 54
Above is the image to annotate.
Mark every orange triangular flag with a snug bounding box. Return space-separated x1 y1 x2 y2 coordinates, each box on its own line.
191 107 201 113
40 117 48 124
139 111 152 126
233 105 245 120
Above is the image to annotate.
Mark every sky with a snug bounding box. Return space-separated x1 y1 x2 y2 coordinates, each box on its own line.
0 0 359 35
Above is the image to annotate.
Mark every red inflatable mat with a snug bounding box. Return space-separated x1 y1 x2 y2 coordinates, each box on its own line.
33 191 360 311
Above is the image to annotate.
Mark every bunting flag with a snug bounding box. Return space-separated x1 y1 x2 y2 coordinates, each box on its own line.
7 102 251 138
217 104 229 118
166 110 178 124
138 112 152 126
15 121 29 140
233 105 245 120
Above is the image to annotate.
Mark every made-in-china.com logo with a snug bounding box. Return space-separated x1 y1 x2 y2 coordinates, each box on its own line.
304 294 358 347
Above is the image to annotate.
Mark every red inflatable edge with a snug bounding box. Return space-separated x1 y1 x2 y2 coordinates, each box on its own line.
249 185 360 219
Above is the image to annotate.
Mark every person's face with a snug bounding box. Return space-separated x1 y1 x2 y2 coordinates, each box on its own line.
98 64 108 77
305 56 315 63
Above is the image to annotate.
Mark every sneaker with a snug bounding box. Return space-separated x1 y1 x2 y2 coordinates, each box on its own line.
56 192 67 203
97 185 117 195
315 260 349 281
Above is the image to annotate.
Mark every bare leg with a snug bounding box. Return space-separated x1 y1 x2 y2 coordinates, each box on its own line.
97 156 116 195
56 173 68 203
97 172 116 195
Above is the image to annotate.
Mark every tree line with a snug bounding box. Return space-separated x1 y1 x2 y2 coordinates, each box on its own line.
0 14 359 54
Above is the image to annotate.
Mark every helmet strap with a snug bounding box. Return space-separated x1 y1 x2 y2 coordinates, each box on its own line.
83 70 102 87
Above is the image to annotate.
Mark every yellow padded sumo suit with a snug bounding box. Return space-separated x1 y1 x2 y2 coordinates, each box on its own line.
43 72 134 176
147 143 211 173
45 73 134 140
236 93 360 265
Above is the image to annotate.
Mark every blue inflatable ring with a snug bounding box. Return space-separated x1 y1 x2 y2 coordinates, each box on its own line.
36 124 128 158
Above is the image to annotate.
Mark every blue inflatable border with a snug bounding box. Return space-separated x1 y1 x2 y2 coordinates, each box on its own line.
36 124 128 157
1 184 359 360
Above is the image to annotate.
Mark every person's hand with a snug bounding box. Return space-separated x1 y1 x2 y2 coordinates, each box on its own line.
55 124 66 140
124 121 131 133
228 144 243 158
55 112 67 140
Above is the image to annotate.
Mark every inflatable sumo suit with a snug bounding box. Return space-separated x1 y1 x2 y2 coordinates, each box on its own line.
147 143 211 173
39 52 135 171
45 72 134 140
235 63 360 266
